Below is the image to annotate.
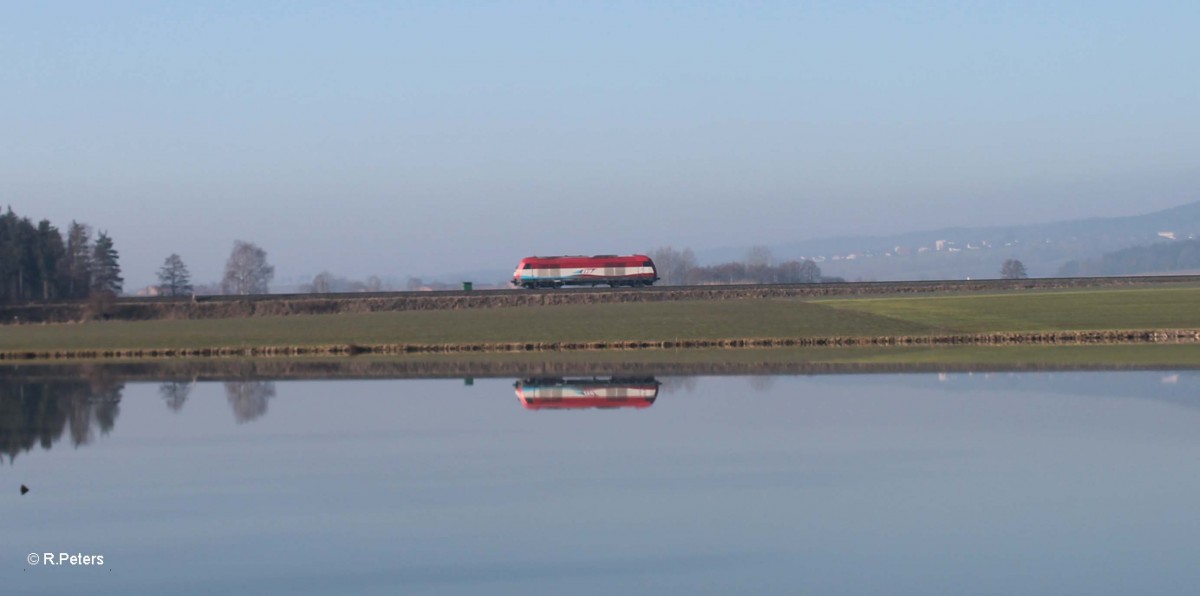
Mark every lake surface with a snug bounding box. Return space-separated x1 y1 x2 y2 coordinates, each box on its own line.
4 370 1200 594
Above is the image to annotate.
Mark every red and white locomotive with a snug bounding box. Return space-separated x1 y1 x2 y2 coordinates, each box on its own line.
513 377 660 410
511 254 658 288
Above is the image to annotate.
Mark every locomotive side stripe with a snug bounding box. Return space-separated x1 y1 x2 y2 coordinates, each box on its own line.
515 267 656 280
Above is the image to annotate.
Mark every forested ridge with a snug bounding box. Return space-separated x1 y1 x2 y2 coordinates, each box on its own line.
1059 240 1200 276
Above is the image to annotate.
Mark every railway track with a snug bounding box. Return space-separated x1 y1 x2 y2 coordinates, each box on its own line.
3 274 1199 324
91 273 1200 305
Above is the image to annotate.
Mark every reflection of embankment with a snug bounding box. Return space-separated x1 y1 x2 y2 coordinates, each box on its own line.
5 356 1200 386
0 373 123 462
514 377 660 410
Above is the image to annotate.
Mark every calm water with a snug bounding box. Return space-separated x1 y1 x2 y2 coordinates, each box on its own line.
4 371 1200 595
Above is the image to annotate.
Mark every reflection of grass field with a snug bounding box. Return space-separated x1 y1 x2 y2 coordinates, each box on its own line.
2 286 1200 354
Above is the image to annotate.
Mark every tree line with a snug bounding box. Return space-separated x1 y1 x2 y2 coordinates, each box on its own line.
0 207 281 306
157 240 276 297
1058 239 1200 277
647 246 839 285
0 208 122 304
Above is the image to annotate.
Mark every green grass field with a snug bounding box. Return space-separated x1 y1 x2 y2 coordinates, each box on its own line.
1 286 1199 355
819 286 1200 333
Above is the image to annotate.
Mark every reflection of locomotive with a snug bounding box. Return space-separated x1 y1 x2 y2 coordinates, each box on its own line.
511 255 658 288
514 377 660 410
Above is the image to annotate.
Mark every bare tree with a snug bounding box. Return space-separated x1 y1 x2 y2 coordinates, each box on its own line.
658 376 698 395
748 376 776 392
221 241 274 295
745 245 773 268
158 381 192 412
157 254 193 296
365 275 383 292
647 246 697 285
224 381 275 423
311 271 334 293
778 260 822 283
1001 259 1028 279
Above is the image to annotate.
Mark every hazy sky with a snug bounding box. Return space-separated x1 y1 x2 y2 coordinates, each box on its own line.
3 2 1197 288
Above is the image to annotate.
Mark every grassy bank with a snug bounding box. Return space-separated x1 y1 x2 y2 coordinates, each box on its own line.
2 286 1199 356
5 345 1200 380
819 286 1200 333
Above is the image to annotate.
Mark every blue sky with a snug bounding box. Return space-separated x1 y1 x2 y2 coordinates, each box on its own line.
3 1 1197 287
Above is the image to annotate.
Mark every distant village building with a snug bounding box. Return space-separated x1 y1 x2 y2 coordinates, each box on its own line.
136 285 162 297
935 240 946 251
1158 231 1177 240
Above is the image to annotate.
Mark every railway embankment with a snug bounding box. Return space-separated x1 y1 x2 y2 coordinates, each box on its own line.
3 275 1199 324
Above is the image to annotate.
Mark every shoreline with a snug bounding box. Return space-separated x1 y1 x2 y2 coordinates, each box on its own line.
4 328 1198 362
5 346 1200 381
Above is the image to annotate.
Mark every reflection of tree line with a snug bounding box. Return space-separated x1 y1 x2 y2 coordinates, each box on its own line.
2 374 783 459
1 378 278 461
0 375 122 462
658 376 776 394
159 380 276 423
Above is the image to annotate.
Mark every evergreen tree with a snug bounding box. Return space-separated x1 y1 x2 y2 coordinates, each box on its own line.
0 209 44 303
156 254 193 296
0 210 118 304
33 220 65 301
0 209 19 302
90 231 123 296
63 222 92 299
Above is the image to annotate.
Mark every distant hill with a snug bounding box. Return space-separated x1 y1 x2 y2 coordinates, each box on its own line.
701 201 1200 280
